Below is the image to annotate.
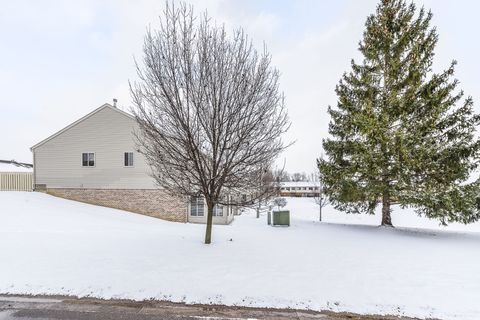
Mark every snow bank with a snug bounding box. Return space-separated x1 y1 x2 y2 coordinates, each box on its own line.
1 192 479 320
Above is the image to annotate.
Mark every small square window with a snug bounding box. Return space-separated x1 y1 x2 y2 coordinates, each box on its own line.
82 153 95 167
124 152 134 167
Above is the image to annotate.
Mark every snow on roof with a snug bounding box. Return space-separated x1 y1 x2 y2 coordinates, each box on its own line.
279 181 319 188
0 162 33 173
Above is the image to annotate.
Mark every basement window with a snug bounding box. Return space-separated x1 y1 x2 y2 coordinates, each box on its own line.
213 204 224 217
190 196 205 216
124 152 134 167
82 153 95 167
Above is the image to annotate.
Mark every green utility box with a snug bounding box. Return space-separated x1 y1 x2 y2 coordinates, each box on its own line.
272 210 290 226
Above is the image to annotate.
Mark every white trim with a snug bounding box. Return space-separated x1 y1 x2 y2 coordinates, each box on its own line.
32 151 36 189
213 204 224 217
30 103 135 151
189 196 205 217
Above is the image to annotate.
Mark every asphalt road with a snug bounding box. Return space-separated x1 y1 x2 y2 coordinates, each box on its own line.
0 295 423 320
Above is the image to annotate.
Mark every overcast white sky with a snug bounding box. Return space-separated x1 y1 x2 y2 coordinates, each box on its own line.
1 0 479 173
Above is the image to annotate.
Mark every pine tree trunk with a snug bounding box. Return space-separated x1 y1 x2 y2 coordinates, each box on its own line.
381 193 392 227
204 202 214 244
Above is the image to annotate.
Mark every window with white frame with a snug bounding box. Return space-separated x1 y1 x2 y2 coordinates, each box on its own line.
82 153 95 167
213 204 224 217
190 196 204 216
124 152 134 167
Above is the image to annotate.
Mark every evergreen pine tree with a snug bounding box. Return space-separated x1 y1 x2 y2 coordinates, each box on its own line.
319 0 480 226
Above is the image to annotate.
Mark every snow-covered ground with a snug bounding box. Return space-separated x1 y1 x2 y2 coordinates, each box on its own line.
1 192 480 320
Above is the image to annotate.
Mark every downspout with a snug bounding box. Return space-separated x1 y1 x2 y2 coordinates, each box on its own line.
185 196 189 223
31 148 36 191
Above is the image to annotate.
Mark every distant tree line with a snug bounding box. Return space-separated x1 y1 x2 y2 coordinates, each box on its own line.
274 170 318 182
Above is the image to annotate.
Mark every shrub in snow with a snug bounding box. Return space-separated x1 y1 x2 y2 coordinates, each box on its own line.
273 197 287 211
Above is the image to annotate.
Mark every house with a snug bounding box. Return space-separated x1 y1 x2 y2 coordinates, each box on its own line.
279 181 321 197
31 102 235 224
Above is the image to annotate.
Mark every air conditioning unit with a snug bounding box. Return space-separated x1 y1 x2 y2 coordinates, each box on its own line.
268 210 290 226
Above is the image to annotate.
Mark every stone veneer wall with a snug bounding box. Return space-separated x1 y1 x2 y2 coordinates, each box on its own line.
46 188 187 222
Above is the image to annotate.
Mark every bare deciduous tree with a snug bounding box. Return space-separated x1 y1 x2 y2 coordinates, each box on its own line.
291 172 308 182
273 197 287 211
251 167 280 219
130 2 290 244
274 169 290 182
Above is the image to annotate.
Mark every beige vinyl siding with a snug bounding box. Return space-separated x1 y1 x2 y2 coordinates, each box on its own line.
33 106 156 189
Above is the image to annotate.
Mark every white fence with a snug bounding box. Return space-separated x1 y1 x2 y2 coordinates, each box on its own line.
0 172 33 191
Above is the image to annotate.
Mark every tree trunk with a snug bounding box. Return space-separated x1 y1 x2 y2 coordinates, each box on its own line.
381 193 392 227
204 202 214 244
319 201 322 222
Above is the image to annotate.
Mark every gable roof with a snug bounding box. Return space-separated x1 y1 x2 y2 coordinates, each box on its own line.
31 103 135 151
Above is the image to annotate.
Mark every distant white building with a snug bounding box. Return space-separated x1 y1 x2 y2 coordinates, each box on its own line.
279 181 320 197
